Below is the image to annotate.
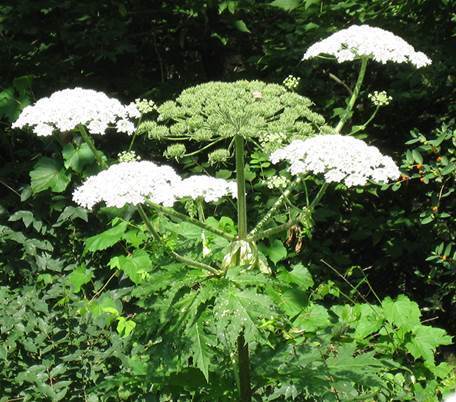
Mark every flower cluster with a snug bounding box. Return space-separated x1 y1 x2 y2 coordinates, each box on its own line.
73 161 236 209
208 148 230 165
176 176 237 202
164 143 186 159
135 98 156 114
264 175 289 190
302 25 431 68
117 150 141 163
12 88 140 136
368 90 393 107
283 75 301 91
270 134 400 187
156 80 326 143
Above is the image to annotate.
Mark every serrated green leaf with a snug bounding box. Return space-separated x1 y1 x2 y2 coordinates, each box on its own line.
30 157 71 194
354 304 383 339
108 249 152 284
62 143 95 173
84 221 128 253
67 265 93 293
405 325 452 362
294 303 330 332
381 295 421 331
266 239 287 264
188 318 213 382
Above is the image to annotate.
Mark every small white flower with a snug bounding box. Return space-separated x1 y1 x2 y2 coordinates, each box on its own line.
176 176 237 202
116 119 136 135
270 134 400 187
303 25 431 68
368 90 392 107
73 161 237 210
73 161 182 209
12 87 137 136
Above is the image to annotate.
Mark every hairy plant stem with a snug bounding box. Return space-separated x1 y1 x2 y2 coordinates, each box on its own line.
235 135 248 239
334 57 368 134
77 125 107 168
145 200 235 241
248 176 302 240
234 135 252 402
137 205 220 275
250 182 328 241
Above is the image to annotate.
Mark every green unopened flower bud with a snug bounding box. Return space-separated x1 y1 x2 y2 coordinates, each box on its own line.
208 148 230 165
164 143 186 159
117 150 141 163
283 75 301 91
368 90 392 107
134 98 156 114
193 129 213 142
137 121 170 140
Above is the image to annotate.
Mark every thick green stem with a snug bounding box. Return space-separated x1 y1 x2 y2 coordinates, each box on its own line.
237 333 252 402
235 135 248 239
249 177 302 239
334 57 368 134
145 200 235 241
137 205 220 275
78 125 107 168
234 135 252 402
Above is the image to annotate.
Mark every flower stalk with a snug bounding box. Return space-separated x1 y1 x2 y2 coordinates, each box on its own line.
78 125 107 169
334 57 368 133
234 134 252 402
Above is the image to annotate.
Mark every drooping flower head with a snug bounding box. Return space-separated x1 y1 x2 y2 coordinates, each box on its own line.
270 134 400 187
12 87 140 136
303 25 431 68
73 161 237 210
149 81 329 153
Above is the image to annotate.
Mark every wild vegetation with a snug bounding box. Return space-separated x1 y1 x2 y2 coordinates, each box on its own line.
0 1 455 401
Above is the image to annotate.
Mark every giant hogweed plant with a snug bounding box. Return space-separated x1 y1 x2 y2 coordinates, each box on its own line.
12 25 455 401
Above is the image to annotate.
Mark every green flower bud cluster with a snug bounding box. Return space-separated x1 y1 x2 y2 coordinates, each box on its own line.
117 150 141 163
208 148 230 165
164 143 186 159
156 81 325 145
283 75 301 91
135 98 156 114
265 175 289 190
137 121 170 140
368 90 392 107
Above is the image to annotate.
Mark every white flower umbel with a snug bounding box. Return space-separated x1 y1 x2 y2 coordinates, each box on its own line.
176 176 237 203
12 88 139 136
270 134 400 187
73 161 181 209
303 25 431 68
73 161 237 209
